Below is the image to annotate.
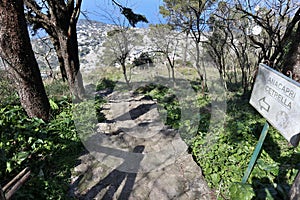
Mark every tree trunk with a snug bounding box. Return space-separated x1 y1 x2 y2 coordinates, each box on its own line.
24 0 85 100
57 26 85 100
282 23 300 83
166 55 176 84
121 63 131 88
49 35 67 81
0 0 50 121
195 42 205 84
182 31 189 67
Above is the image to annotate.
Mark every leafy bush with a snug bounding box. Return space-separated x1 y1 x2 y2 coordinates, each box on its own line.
0 96 83 199
95 78 116 91
229 183 255 200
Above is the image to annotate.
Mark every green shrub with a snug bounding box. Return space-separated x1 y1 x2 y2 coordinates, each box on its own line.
95 78 116 91
0 96 83 199
45 79 70 100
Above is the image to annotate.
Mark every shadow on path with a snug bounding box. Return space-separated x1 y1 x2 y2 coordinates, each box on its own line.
80 145 145 200
114 103 156 121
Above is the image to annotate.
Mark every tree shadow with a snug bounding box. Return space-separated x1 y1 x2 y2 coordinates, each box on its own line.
252 177 279 200
80 145 145 200
114 103 157 121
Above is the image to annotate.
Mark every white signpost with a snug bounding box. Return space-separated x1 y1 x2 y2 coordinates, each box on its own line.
242 63 300 183
250 63 300 146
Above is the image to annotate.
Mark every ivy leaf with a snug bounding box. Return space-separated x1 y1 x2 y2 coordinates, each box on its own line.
229 183 255 200
211 173 220 185
257 159 279 176
49 99 59 110
6 162 12 173
13 151 30 165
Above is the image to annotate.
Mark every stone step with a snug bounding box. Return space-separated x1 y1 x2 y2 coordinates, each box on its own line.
70 92 215 199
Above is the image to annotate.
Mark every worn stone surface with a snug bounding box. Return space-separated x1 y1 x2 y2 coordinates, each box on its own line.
70 92 215 200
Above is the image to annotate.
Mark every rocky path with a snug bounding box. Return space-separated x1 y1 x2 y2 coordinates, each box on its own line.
70 92 215 200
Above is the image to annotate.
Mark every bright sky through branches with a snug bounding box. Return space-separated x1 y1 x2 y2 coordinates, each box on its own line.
81 0 164 27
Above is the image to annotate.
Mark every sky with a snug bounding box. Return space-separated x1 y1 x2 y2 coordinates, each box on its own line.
80 0 165 27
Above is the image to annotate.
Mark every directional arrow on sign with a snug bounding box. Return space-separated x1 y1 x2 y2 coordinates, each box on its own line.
250 64 300 146
259 97 270 112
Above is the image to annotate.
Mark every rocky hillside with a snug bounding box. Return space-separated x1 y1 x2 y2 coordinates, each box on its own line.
31 19 192 75
31 20 161 73
1 19 198 78
31 20 117 73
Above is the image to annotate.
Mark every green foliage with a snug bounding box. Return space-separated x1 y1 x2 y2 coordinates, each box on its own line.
133 79 300 199
134 83 181 128
0 95 83 199
44 80 70 100
1 70 299 200
192 95 300 199
49 99 59 110
229 183 255 200
96 78 116 91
